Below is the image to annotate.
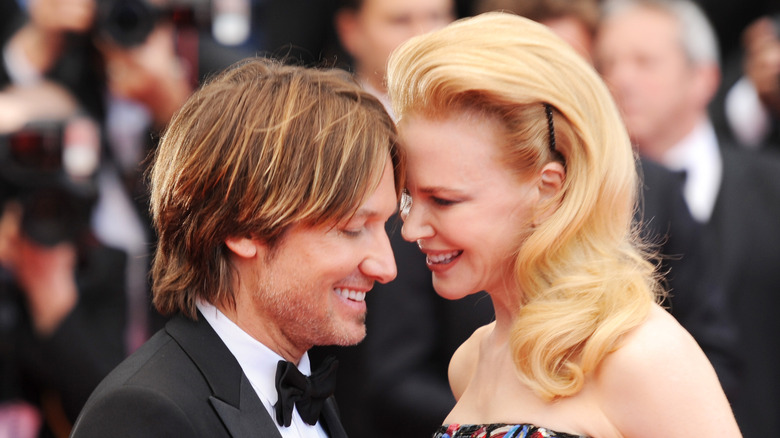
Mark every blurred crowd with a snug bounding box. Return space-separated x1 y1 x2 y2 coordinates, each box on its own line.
1 0 779 437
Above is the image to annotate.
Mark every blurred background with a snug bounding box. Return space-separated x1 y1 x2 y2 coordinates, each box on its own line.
0 0 778 437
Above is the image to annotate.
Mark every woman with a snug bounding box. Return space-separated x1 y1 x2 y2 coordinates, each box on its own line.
386 12 741 438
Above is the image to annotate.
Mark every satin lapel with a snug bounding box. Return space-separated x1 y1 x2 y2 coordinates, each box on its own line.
166 313 280 437
319 397 348 438
209 374 282 438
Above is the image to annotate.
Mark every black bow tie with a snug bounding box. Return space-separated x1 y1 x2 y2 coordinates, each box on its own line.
274 356 339 427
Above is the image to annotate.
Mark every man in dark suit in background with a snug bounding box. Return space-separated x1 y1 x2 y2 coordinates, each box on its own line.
596 0 780 434
70 57 403 438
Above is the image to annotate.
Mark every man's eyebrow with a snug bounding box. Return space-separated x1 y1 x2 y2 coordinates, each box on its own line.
351 203 399 220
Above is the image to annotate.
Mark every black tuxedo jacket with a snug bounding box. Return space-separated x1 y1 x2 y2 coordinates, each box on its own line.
71 312 348 438
702 145 780 437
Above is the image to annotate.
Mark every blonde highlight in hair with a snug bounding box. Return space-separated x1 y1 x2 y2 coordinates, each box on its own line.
387 13 662 400
150 57 402 319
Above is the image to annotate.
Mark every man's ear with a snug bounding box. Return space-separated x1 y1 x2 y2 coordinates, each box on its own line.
224 237 258 259
692 63 720 111
334 9 361 58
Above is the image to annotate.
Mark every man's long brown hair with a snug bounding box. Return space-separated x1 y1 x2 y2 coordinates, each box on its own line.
149 57 403 318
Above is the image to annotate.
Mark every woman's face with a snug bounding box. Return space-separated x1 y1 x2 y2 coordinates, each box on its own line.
399 111 542 300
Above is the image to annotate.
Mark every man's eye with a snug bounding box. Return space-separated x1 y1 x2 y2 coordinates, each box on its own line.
340 229 362 237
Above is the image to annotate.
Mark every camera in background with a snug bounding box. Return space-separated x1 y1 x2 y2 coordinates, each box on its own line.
95 0 251 47
0 118 100 246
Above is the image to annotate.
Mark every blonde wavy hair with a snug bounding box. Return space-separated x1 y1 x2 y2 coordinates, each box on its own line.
387 12 663 400
150 57 403 319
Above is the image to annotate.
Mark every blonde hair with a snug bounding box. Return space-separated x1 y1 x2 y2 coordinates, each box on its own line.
150 57 403 318
387 12 662 400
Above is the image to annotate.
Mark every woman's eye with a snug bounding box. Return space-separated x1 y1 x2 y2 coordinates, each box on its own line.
432 197 457 206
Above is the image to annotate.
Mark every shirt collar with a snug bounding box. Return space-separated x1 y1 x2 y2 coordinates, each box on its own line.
195 300 311 407
660 118 723 223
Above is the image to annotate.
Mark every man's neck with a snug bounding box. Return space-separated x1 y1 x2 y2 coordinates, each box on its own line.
213 298 308 365
636 114 704 163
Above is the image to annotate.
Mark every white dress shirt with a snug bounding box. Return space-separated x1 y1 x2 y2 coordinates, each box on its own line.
196 301 330 438
660 118 723 223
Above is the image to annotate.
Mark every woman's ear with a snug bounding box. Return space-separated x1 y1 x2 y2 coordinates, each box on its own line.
534 161 565 225
538 161 565 202
224 237 258 259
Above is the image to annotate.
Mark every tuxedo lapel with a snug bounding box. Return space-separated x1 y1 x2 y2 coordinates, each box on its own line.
166 313 281 437
705 148 749 284
319 397 348 438
209 374 282 438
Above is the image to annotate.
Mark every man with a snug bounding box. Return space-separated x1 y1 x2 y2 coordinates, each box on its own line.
596 0 780 435
334 0 455 117
70 57 403 438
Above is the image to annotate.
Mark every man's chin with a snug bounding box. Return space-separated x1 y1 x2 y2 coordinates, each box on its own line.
325 323 367 347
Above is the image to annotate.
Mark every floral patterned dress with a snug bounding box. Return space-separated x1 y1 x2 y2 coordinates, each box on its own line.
433 423 590 438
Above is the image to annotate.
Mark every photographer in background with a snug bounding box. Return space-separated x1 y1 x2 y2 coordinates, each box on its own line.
1 0 262 353
0 81 127 438
723 14 780 149
1 0 344 350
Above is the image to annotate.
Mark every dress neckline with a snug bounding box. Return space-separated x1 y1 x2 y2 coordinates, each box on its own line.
434 423 590 438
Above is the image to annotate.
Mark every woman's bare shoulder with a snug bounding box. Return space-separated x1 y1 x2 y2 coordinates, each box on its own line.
595 305 741 437
448 322 494 400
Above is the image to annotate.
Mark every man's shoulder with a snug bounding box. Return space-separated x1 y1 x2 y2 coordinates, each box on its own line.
720 141 780 171
719 144 780 200
71 330 211 437
94 328 205 395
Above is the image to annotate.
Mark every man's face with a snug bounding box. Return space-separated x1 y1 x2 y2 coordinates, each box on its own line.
346 0 454 87
595 7 699 154
246 160 398 357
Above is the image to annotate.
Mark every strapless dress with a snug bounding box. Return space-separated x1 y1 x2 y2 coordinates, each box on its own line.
433 423 590 438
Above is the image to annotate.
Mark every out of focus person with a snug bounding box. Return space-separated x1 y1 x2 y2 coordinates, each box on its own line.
596 0 780 434
0 0 191 352
723 15 780 148
334 0 455 117
1 0 263 351
0 81 126 438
